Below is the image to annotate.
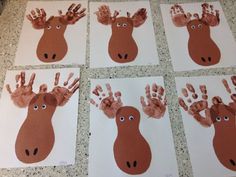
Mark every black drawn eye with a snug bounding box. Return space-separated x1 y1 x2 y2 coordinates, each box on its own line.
33 105 38 110
47 25 52 30
42 104 47 110
224 116 229 121
216 116 221 122
120 117 125 122
122 23 127 27
191 25 195 29
117 23 121 27
129 115 134 121
198 24 202 28
56 25 61 29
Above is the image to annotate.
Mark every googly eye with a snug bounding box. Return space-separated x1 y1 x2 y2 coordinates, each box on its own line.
116 23 121 27
129 115 134 121
122 23 127 27
56 25 61 29
33 105 38 110
216 116 221 122
198 24 202 28
42 104 47 110
120 117 125 122
47 25 52 30
191 25 195 29
224 116 229 121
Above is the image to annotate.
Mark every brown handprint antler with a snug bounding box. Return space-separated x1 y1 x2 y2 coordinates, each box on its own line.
178 84 213 127
6 72 36 108
95 5 119 25
170 4 192 27
130 8 147 27
26 8 47 29
90 83 123 118
201 3 220 26
140 83 167 119
58 3 86 25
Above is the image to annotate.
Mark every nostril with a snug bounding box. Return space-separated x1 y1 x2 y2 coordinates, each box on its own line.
208 57 211 62
126 161 131 168
25 149 30 156
52 54 56 60
44 53 48 59
33 148 38 155
118 54 122 59
133 160 137 167
201 57 206 62
230 159 236 166
124 54 128 59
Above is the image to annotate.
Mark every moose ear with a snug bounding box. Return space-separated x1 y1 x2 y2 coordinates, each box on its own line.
44 93 57 106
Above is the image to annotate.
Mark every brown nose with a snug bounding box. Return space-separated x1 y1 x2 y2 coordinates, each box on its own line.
126 160 137 168
24 147 39 156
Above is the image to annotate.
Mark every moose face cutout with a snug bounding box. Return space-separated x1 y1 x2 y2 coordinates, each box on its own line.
170 3 221 66
90 83 166 174
95 5 147 63
6 72 79 163
27 3 86 63
178 76 236 171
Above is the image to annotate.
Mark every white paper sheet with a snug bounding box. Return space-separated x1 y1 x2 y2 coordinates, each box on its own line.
89 77 178 177
90 1 159 68
14 1 88 66
176 75 236 177
0 68 80 168
161 2 236 71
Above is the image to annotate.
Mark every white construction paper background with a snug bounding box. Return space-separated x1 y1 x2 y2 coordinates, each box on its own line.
161 2 236 71
176 75 236 177
89 77 178 177
0 68 80 168
90 1 159 68
15 1 88 66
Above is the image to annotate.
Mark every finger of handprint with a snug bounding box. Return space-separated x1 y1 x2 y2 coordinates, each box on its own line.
157 86 164 97
36 8 41 17
199 85 208 100
90 99 98 107
181 88 188 97
186 83 198 99
68 3 76 12
178 97 188 111
39 84 48 93
140 96 147 107
145 84 151 99
31 10 37 19
68 77 80 89
71 84 79 93
212 96 222 105
6 84 12 94
20 72 25 86
105 83 113 97
73 4 81 13
222 79 231 93
78 8 86 15
26 14 34 22
28 73 36 87
163 96 167 106
231 76 236 86
231 94 236 102
54 72 60 86
64 73 74 86
40 8 46 17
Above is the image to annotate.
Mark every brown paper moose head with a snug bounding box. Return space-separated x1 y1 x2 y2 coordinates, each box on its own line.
170 3 221 66
26 3 86 63
91 83 167 174
95 5 147 63
179 76 236 171
6 71 79 163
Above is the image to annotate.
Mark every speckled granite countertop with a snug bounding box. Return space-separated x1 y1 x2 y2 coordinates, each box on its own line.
0 0 235 177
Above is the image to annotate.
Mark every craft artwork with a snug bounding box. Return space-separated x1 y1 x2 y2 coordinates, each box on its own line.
90 83 166 174
178 76 236 171
27 3 86 62
170 3 221 66
6 71 79 163
95 5 147 63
